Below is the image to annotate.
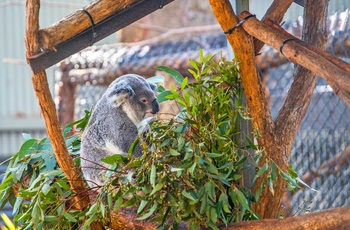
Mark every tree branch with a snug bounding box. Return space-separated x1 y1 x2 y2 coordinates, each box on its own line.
38 0 139 51
254 0 294 54
275 0 329 144
238 11 350 107
223 206 350 230
25 0 91 211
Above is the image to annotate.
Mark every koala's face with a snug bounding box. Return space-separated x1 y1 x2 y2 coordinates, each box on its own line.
107 74 159 125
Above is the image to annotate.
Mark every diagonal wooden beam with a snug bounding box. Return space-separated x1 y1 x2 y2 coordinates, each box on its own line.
239 11 350 107
28 0 175 74
254 0 294 54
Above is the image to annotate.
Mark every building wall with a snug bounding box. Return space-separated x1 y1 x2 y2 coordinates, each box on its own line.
0 0 118 160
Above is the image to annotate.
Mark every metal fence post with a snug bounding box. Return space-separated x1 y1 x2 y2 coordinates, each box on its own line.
229 0 255 193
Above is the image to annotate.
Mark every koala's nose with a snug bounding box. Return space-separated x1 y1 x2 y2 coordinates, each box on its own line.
152 98 160 114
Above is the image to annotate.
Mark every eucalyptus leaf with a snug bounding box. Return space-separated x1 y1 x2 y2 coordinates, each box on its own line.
156 66 184 84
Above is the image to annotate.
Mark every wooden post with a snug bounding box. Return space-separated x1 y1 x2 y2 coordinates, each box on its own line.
25 0 103 229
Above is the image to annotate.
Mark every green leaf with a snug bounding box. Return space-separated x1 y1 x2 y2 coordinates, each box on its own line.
128 138 140 157
18 139 37 159
245 136 257 150
181 77 188 90
236 189 251 211
204 161 219 175
271 162 277 182
188 163 196 175
181 190 197 202
86 202 98 216
156 66 184 84
280 171 298 188
136 202 158 220
150 164 156 187
170 168 183 172
157 91 173 103
1 213 16 230
22 133 32 141
147 75 164 84
199 195 207 214
267 177 274 196
114 197 123 212
206 153 223 158
137 200 148 214
44 169 63 177
254 163 268 182
56 179 70 190
150 183 163 196
169 149 181 156
102 154 126 164
63 212 77 223
42 153 57 171
288 164 298 179
210 207 218 223
41 183 51 195
178 137 186 151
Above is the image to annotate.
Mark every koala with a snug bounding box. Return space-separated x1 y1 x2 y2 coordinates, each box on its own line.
80 74 159 188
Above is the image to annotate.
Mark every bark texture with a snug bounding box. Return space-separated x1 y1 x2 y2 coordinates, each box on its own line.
224 206 350 230
254 0 294 54
38 0 138 50
239 11 350 107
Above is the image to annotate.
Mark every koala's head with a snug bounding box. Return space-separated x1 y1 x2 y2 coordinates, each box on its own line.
106 74 159 125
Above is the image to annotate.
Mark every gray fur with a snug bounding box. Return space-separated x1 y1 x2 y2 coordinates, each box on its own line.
80 74 159 188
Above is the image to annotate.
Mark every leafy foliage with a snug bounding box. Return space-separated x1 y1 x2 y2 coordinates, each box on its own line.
0 118 88 230
0 51 307 229
100 52 260 229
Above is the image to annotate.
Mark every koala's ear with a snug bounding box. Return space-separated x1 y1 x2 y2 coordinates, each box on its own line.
109 82 135 107
149 82 157 92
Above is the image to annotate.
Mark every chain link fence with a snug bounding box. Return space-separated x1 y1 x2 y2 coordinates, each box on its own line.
55 11 350 217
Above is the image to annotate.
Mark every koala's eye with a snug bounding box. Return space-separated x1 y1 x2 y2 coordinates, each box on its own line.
141 98 148 103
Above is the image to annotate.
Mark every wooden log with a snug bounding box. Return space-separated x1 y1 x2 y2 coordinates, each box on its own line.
26 1 103 229
254 0 294 54
209 0 284 219
223 206 350 230
38 0 138 51
239 11 350 107
275 0 329 143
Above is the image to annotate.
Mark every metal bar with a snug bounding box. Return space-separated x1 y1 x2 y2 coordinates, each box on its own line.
28 0 175 74
234 0 249 14
294 0 304 7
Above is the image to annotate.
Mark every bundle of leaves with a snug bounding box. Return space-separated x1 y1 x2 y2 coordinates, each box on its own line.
101 52 260 229
0 128 89 229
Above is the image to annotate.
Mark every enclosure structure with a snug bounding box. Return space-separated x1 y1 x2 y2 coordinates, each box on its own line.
22 0 350 229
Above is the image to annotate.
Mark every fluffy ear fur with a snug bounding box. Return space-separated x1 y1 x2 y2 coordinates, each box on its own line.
149 82 157 92
109 82 135 107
